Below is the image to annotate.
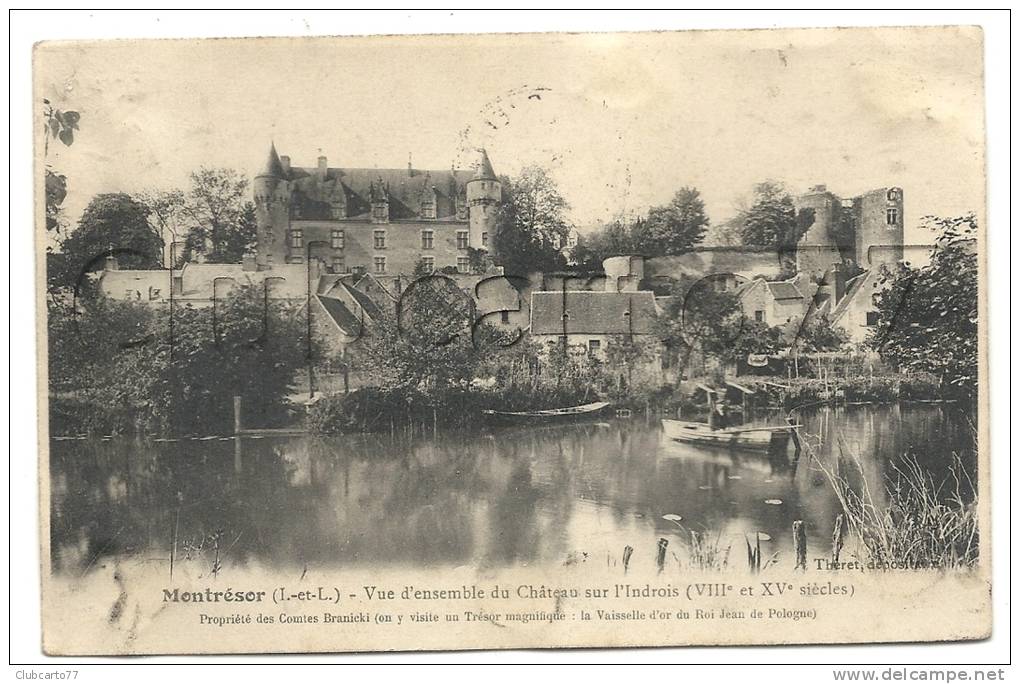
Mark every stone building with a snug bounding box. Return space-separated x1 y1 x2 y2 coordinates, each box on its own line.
529 256 659 360
736 277 808 328
252 144 501 276
794 184 904 278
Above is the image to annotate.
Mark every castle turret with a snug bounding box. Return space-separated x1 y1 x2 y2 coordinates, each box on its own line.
854 187 904 269
466 148 501 254
253 142 291 268
794 185 844 280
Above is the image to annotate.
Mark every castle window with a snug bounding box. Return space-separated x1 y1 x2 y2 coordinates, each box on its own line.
421 256 435 272
374 230 386 249
266 254 274 265
330 204 345 220
866 310 879 326
588 339 601 356
754 310 765 322
289 229 304 248
372 203 388 222
457 256 470 273
332 256 345 273
374 256 386 274
456 230 469 250
482 232 488 248
887 188 900 201
331 229 345 249
288 256 304 264
500 311 510 324
421 201 436 220
886 208 899 226
421 230 434 250
351 265 365 276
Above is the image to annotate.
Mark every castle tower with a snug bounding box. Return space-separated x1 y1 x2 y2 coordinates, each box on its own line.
853 187 904 270
466 148 501 253
253 142 291 268
793 185 844 281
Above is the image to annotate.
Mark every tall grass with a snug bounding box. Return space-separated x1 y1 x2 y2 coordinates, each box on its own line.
810 433 978 569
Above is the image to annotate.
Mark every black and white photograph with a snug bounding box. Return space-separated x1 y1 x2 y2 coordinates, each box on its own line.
21 13 1003 664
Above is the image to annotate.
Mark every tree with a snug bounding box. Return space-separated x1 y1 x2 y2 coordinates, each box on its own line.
181 167 251 263
56 193 162 289
569 217 636 270
136 188 188 267
48 285 309 435
740 181 798 248
604 335 653 387
718 318 783 364
494 166 570 276
794 313 849 352
655 274 740 381
869 215 978 397
641 187 709 254
362 275 482 391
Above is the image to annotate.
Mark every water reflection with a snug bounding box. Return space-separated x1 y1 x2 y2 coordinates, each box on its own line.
49 404 976 576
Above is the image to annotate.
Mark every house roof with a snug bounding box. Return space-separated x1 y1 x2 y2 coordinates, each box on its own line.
766 281 803 300
315 295 364 336
265 144 497 223
530 291 657 335
830 270 872 322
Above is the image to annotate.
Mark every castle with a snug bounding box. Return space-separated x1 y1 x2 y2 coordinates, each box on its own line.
252 144 501 276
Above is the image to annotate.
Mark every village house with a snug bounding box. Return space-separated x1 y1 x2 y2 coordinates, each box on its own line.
736 277 808 327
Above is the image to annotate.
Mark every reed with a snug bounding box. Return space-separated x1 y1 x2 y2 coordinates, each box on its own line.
810 433 978 569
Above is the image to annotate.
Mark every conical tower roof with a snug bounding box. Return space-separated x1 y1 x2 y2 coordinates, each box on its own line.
472 148 496 181
257 142 285 178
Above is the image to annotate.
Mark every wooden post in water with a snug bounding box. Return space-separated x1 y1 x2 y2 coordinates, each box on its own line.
793 520 807 570
656 538 668 574
831 513 846 563
233 396 242 435
623 545 634 574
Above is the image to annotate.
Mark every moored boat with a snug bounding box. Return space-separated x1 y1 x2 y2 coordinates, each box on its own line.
482 401 612 424
661 419 798 452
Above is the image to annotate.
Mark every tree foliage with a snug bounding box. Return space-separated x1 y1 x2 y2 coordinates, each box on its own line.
569 187 709 268
55 193 163 289
655 274 740 379
48 285 309 435
869 215 978 396
740 181 799 248
642 186 709 254
42 99 81 236
181 167 254 263
494 166 570 276
361 275 485 391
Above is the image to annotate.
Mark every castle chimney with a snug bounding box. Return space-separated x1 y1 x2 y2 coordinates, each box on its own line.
408 153 413 176
280 155 291 175
317 155 328 181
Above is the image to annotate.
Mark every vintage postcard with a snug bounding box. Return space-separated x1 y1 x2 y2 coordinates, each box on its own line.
37 26 989 654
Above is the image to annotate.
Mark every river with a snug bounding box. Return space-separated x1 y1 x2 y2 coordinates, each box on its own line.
49 403 976 576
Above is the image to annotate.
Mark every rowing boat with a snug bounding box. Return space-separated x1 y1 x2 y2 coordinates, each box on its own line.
482 401 612 424
661 419 798 452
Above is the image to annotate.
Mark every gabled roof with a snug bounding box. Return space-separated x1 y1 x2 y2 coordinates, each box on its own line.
830 271 872 322
530 291 657 336
766 281 803 300
286 165 473 221
315 295 365 336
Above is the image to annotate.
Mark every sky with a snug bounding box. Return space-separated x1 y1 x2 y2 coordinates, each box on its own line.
36 27 985 244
